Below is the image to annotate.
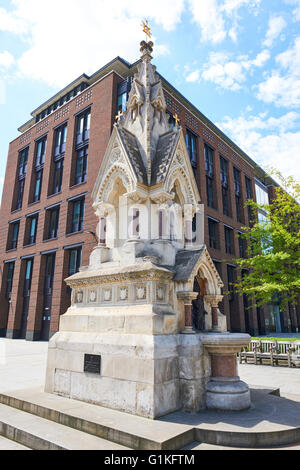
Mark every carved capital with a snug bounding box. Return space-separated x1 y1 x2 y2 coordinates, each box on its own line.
204 295 224 308
177 291 198 305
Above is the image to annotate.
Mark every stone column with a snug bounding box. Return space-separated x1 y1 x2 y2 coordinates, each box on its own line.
184 205 195 249
89 203 113 266
205 294 223 331
177 291 198 334
202 333 251 411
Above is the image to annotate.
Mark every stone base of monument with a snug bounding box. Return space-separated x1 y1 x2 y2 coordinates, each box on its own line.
45 331 212 419
45 321 251 418
206 377 251 411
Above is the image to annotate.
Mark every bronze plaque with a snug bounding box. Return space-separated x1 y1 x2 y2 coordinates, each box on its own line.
84 354 101 374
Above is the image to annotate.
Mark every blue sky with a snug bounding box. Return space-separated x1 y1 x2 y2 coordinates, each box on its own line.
0 0 300 201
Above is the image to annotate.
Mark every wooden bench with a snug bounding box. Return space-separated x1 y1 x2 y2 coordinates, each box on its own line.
239 340 300 368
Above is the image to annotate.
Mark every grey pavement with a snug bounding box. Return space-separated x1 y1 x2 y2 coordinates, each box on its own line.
0 339 48 393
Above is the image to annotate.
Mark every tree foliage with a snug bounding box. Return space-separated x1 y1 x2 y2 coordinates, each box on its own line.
233 170 300 309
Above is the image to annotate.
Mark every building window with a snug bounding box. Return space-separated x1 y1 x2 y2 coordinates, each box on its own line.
15 179 25 211
206 176 214 208
25 214 38 246
234 167 243 223
68 247 82 276
258 210 268 225
51 124 67 196
117 79 132 114
245 176 252 200
30 137 47 203
75 109 91 147
238 234 246 258
23 258 34 297
227 265 235 302
53 160 64 194
14 147 29 210
70 198 85 234
186 129 197 168
5 262 15 300
204 144 215 208
208 218 218 249
225 226 234 254
245 176 253 226
33 169 43 202
46 207 60 240
7 221 20 251
35 137 47 167
54 124 67 158
18 147 28 179
75 146 88 185
255 180 269 206
44 253 55 296
220 156 230 216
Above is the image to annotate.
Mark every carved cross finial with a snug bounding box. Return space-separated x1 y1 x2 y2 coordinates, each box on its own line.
115 110 124 124
141 19 151 42
173 113 180 126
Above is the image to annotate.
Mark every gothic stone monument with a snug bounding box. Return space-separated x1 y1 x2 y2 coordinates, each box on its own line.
45 40 251 419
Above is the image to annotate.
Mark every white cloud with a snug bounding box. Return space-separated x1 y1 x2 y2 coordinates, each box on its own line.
188 0 226 44
0 51 15 69
186 69 201 83
263 15 287 48
188 0 261 44
0 6 29 34
256 36 300 107
186 48 270 91
284 0 300 21
0 0 184 88
218 111 300 182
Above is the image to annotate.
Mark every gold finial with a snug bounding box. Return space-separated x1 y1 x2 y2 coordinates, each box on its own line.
115 110 124 123
173 113 180 126
141 19 152 42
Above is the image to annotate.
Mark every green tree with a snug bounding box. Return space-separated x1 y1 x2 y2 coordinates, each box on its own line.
233 170 300 309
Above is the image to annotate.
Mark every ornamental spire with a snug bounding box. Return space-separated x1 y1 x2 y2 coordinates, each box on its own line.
117 21 171 185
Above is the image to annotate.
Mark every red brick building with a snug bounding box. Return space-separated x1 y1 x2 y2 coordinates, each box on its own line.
0 56 299 341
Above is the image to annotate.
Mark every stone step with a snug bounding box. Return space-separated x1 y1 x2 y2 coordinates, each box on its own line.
0 388 194 450
0 402 130 450
0 435 30 450
1 387 300 450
